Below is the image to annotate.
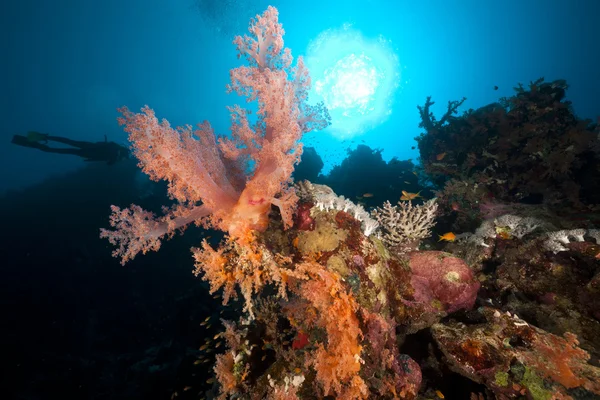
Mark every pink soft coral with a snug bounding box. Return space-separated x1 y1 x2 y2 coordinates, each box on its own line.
100 6 330 264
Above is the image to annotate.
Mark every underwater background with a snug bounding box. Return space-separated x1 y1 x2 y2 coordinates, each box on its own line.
3 0 599 194
1 0 600 399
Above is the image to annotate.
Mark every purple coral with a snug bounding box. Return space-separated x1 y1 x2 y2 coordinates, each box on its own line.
407 251 480 313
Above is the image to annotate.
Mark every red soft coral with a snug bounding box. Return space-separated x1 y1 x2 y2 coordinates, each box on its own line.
101 6 330 264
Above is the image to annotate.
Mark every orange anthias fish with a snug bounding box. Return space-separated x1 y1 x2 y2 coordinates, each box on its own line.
438 232 456 242
436 152 447 161
400 190 422 201
362 193 374 198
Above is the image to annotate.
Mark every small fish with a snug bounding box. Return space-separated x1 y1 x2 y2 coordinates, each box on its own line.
362 193 374 198
404 181 411 184
493 85 498 90
412 171 418 177
411 146 416 150
436 152 446 161
436 390 445 398
400 190 422 201
199 344 210 351
206 377 215 384
213 333 222 340
438 232 456 242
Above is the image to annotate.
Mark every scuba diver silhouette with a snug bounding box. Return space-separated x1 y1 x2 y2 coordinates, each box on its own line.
11 132 129 165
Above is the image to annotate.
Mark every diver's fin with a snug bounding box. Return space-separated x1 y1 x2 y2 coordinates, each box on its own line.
11 134 48 149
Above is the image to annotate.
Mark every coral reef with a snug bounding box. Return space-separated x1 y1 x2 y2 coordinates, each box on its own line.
432 307 600 399
194 183 435 399
417 78 600 215
191 182 599 399
97 7 600 399
5 2 600 399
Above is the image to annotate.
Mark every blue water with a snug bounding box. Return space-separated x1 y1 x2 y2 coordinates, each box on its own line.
3 0 599 190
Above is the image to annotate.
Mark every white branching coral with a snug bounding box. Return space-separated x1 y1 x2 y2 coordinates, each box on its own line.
543 228 599 253
295 180 379 236
456 213 599 255
314 191 380 236
456 214 546 247
494 214 543 239
371 198 438 251
454 220 496 247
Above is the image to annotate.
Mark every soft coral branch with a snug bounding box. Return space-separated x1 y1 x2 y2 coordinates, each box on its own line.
117 106 239 210
101 6 329 263
100 204 212 265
